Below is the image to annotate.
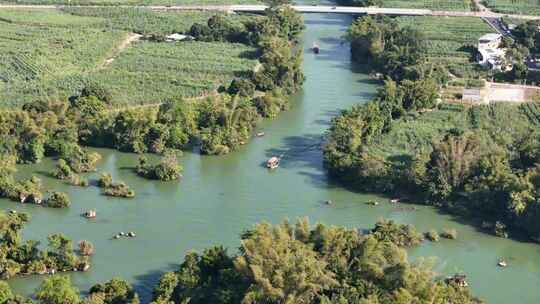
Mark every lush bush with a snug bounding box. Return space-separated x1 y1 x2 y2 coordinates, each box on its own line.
346 16 425 82
441 228 458 240
88 277 139 304
46 192 71 208
137 152 182 181
0 212 89 279
151 219 481 304
78 240 94 256
52 159 89 187
98 173 135 198
371 219 424 247
425 229 440 242
36 276 80 304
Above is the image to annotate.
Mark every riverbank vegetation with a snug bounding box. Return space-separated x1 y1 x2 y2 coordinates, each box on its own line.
30 275 139 304
136 152 182 181
151 218 480 303
326 15 540 242
0 211 90 279
0 5 304 165
98 173 135 198
324 98 540 241
46 191 71 208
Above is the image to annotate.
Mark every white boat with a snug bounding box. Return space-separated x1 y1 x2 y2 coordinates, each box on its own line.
267 156 280 169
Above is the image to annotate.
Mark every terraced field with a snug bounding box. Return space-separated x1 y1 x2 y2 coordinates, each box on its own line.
0 8 258 108
483 0 540 15
396 16 493 79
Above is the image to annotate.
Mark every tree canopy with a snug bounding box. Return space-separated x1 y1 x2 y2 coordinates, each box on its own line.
152 219 481 304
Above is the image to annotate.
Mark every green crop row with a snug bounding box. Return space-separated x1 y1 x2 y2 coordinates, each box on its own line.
0 8 258 108
0 0 259 5
91 41 257 106
483 0 540 15
396 16 493 79
383 0 472 11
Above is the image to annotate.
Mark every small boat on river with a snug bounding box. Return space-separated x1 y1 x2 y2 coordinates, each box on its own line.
256 132 265 137
312 43 320 54
497 259 508 267
83 210 96 219
267 156 280 169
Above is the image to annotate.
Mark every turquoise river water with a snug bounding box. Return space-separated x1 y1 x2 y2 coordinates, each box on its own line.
5 12 540 303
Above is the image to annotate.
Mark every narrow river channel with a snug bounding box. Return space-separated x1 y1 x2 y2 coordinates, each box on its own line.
6 12 540 304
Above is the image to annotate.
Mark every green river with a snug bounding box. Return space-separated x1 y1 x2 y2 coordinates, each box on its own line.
6 12 540 304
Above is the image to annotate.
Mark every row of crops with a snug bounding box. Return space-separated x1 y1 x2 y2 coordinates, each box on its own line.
383 0 472 11
483 0 540 15
62 7 250 36
0 0 259 5
396 16 493 78
0 8 258 108
92 41 257 106
520 101 540 125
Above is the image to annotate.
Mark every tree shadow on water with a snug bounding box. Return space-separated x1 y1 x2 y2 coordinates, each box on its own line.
132 264 177 303
263 134 347 190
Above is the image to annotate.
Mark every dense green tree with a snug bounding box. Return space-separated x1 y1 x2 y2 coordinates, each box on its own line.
152 219 481 304
346 16 425 82
35 276 80 304
46 192 71 208
88 278 139 304
136 152 182 181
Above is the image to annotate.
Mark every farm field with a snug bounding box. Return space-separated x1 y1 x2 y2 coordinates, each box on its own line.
396 16 492 80
0 8 258 108
483 0 540 15
369 102 539 159
91 41 257 106
383 0 472 11
0 0 259 5
0 9 126 107
62 7 252 36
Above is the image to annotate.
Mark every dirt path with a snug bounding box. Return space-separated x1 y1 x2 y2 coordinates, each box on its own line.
100 32 142 69
486 82 540 103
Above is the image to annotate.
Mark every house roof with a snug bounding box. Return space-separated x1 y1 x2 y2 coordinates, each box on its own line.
479 33 502 42
166 33 190 41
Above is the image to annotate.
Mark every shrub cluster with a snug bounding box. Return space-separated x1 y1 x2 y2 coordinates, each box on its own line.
136 153 182 181
98 173 135 198
0 211 90 279
151 219 480 304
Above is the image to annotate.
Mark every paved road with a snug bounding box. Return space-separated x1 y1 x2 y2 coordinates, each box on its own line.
0 4 539 20
482 17 512 36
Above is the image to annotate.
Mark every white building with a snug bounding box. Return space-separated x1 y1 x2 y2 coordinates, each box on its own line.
477 33 508 70
165 33 193 42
